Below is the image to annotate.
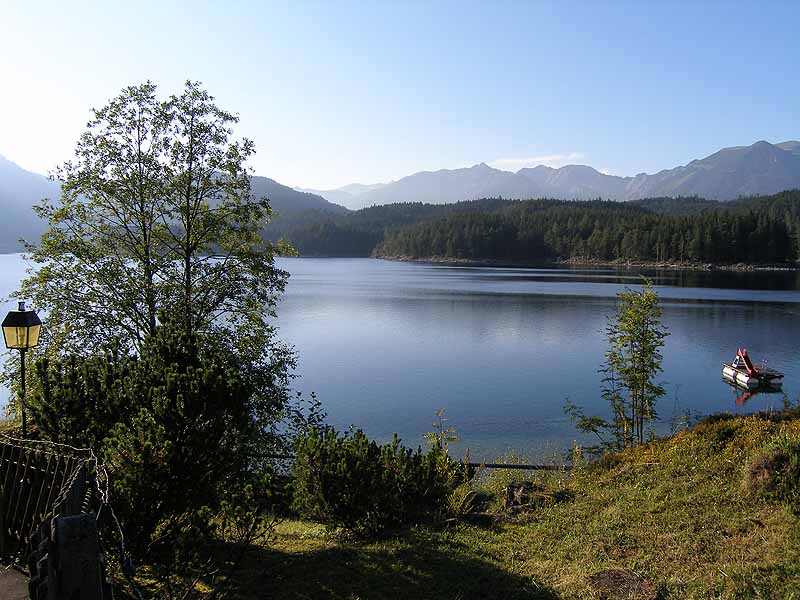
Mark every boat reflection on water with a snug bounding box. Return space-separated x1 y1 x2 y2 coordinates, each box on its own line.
722 377 785 406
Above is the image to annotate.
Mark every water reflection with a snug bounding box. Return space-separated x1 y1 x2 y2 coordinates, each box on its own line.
721 380 786 407
0 253 797 459
276 258 800 459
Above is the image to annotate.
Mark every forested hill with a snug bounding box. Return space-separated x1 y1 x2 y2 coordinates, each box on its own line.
267 191 800 265
264 198 514 256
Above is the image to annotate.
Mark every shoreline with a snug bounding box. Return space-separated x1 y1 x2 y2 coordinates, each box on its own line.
375 254 800 272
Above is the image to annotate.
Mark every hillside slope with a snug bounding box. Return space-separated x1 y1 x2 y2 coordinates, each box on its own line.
0 155 58 251
251 176 347 216
255 409 800 599
0 156 346 251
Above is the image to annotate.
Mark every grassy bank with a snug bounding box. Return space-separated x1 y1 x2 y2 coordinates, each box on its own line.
235 410 800 599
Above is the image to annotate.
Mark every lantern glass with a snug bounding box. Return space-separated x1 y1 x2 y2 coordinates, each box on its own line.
2 306 42 350
27 323 41 348
3 325 28 349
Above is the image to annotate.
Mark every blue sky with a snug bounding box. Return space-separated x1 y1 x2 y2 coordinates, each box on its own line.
1 0 798 189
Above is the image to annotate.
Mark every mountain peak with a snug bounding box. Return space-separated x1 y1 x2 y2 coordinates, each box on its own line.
517 164 554 174
336 138 800 207
776 141 800 156
747 140 783 156
559 164 600 174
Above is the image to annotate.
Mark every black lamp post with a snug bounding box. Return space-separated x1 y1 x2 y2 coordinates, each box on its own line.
2 301 42 438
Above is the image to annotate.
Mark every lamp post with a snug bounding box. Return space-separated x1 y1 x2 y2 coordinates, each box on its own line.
2 301 42 438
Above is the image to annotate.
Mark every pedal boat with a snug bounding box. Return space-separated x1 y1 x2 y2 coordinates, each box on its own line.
722 348 783 390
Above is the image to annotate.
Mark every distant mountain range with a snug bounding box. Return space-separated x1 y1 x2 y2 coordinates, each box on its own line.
2 139 800 251
0 155 346 251
295 183 387 208
301 140 800 209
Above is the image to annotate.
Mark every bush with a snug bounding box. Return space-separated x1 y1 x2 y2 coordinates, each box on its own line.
30 347 135 448
291 427 461 536
745 438 800 513
31 317 273 556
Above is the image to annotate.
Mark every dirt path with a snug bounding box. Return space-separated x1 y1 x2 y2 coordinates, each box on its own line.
0 567 27 599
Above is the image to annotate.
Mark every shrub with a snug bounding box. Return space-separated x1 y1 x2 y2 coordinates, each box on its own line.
291 427 461 536
744 437 800 513
29 347 134 448
31 317 272 556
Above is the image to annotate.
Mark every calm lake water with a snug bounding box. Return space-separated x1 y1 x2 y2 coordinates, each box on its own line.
1 254 799 460
274 258 800 460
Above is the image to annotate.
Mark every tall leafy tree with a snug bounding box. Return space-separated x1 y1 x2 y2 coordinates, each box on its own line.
13 81 295 447
21 80 289 354
24 82 171 349
159 82 289 344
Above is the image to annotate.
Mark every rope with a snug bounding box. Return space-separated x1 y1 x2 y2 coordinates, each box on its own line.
0 434 93 457
89 449 145 600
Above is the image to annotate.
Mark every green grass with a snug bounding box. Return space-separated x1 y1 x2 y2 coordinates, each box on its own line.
234 411 800 599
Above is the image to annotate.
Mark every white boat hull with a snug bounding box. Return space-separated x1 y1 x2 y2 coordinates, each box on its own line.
722 365 759 389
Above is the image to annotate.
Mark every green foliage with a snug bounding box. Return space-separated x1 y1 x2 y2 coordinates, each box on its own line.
566 279 669 451
446 483 481 517
423 408 460 452
30 317 275 556
291 426 460 536
28 346 133 447
423 409 470 508
745 436 800 514
378 193 800 263
19 79 289 364
603 279 669 447
121 479 278 599
273 191 800 264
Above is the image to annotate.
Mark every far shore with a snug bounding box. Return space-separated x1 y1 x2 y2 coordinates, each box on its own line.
5 250 798 273
375 254 800 272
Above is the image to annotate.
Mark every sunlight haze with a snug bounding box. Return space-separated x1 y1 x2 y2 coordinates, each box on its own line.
1 0 798 189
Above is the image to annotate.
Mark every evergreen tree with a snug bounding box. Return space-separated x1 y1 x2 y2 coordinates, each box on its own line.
31 317 264 555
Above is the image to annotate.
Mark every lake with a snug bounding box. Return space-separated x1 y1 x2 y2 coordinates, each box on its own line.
274 258 800 460
2 254 799 460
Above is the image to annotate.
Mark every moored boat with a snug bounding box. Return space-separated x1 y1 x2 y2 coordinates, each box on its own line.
722 348 783 390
